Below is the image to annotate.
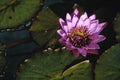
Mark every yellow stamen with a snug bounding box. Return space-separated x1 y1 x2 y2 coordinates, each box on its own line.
69 28 90 47
69 28 88 37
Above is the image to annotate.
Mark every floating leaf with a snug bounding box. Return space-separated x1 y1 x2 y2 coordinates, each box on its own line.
63 60 93 80
95 44 120 80
30 8 60 49
0 0 43 29
16 50 93 80
114 13 120 42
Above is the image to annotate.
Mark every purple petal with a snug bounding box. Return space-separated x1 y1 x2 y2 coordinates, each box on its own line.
86 43 100 49
66 42 75 50
72 15 79 27
66 13 71 21
59 18 69 33
59 38 66 44
78 48 87 57
80 12 88 21
89 14 96 20
63 25 69 33
91 19 99 23
83 18 90 28
90 34 106 43
72 49 80 57
66 13 72 32
76 18 83 28
57 29 67 38
74 8 79 16
95 22 107 33
59 18 66 28
57 29 64 35
65 38 75 50
88 20 99 34
87 49 98 54
66 21 72 32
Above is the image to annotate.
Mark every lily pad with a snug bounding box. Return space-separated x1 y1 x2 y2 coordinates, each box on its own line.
114 13 120 42
16 49 93 80
30 8 60 49
0 0 43 29
63 60 93 80
95 44 120 80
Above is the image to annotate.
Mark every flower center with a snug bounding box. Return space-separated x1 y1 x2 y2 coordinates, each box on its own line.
69 28 90 47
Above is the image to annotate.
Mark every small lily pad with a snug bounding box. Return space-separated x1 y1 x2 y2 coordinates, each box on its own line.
16 50 93 80
30 8 60 49
95 44 120 80
0 0 43 29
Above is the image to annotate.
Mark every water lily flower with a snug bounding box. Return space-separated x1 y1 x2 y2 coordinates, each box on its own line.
57 8 107 57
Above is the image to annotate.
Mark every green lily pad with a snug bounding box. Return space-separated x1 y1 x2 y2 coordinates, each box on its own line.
0 0 43 29
114 13 120 42
95 44 120 80
30 8 60 49
63 60 93 80
16 49 93 80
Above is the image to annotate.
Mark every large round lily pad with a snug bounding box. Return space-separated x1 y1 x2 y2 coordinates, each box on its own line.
30 8 60 49
0 0 43 29
95 44 120 80
16 50 92 80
